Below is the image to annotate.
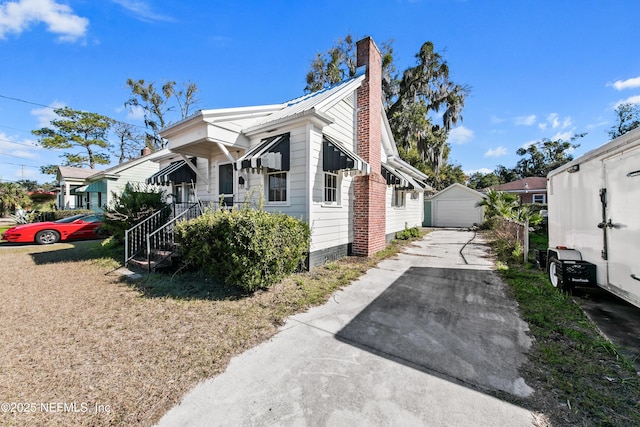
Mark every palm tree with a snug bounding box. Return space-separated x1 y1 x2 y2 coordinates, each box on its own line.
477 189 518 219
0 182 30 217
477 189 543 225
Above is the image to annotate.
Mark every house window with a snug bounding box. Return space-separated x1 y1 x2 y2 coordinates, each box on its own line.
172 183 196 203
174 185 184 203
392 189 405 207
533 194 546 204
268 172 287 203
324 172 338 204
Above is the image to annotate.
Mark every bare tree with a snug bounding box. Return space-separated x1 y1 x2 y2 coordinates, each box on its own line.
125 79 200 150
112 121 145 163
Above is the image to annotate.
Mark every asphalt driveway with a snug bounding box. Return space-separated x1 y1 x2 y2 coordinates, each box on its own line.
157 229 537 426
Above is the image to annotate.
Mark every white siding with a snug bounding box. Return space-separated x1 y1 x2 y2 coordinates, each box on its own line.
386 188 424 234
322 94 355 150
240 125 307 220
106 159 163 202
308 96 358 252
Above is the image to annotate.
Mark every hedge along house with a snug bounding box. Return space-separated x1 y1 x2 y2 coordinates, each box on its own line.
153 37 430 268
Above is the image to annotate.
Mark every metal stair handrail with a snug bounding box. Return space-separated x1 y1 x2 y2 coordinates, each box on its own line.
124 204 173 265
144 202 203 272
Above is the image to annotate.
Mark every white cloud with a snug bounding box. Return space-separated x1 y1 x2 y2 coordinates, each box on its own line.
448 126 474 144
484 146 508 158
112 0 175 23
551 131 574 142
0 132 41 160
543 113 572 130
614 94 640 107
9 148 38 158
607 76 640 91
126 105 146 121
514 115 536 126
0 0 88 42
465 167 493 175
31 101 65 127
490 115 505 124
547 113 560 129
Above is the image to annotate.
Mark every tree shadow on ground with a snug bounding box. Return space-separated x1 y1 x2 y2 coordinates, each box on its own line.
123 268 251 302
28 239 113 265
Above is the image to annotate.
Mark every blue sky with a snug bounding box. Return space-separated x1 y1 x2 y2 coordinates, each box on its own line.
1 0 639 184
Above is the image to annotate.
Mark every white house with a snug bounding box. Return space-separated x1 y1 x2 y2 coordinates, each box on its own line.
57 148 167 212
56 166 97 210
151 37 431 268
425 183 485 228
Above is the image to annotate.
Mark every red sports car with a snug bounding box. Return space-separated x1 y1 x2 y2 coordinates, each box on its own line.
1 213 104 245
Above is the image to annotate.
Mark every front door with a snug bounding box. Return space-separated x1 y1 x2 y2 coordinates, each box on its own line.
219 163 234 206
603 146 640 298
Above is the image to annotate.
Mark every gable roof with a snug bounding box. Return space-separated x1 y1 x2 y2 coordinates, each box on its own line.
489 177 547 192
244 70 366 135
429 183 485 200
86 148 169 181
158 66 429 188
57 166 97 181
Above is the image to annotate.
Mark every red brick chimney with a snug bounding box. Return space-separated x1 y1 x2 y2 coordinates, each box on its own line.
353 37 387 257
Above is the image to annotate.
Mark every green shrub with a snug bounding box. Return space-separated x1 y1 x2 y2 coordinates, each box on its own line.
395 226 421 240
102 183 168 243
175 207 310 292
28 192 56 203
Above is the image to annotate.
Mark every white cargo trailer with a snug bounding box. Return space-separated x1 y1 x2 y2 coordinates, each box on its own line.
546 127 640 308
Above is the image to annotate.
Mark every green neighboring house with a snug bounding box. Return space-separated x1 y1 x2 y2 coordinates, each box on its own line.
57 148 168 212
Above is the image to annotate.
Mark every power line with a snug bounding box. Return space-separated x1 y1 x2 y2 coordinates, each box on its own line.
0 158 42 167
0 124 32 134
0 92 149 131
0 94 54 109
0 137 38 148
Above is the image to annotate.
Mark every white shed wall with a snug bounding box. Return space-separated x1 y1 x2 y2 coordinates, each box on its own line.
429 185 485 228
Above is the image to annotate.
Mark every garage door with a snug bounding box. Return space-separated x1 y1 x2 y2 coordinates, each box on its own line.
434 199 482 227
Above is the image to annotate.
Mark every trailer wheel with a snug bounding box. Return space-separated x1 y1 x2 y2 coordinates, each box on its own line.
548 256 572 293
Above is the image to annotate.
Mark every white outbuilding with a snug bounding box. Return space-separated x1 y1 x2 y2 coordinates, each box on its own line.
424 183 485 228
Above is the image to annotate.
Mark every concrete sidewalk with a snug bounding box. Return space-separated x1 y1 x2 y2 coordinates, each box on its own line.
157 229 536 426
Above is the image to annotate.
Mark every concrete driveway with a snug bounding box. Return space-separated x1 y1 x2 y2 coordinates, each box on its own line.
157 229 537 426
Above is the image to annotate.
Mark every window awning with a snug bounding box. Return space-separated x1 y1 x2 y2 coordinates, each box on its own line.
146 159 197 186
381 163 424 190
322 136 370 175
237 133 290 172
85 181 107 193
72 185 88 194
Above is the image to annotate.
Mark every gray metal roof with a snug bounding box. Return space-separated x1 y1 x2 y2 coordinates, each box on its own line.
244 71 366 133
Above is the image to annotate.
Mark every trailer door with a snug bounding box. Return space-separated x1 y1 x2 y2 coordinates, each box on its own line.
603 146 640 299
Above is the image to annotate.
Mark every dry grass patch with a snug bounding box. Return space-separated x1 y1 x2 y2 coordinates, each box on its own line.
0 236 417 426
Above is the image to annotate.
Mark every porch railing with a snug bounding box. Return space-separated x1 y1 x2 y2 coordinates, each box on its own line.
124 200 253 271
124 204 173 266
124 202 199 266
144 202 204 272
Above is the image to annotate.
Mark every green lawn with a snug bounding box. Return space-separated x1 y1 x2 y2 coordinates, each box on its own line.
498 231 640 426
